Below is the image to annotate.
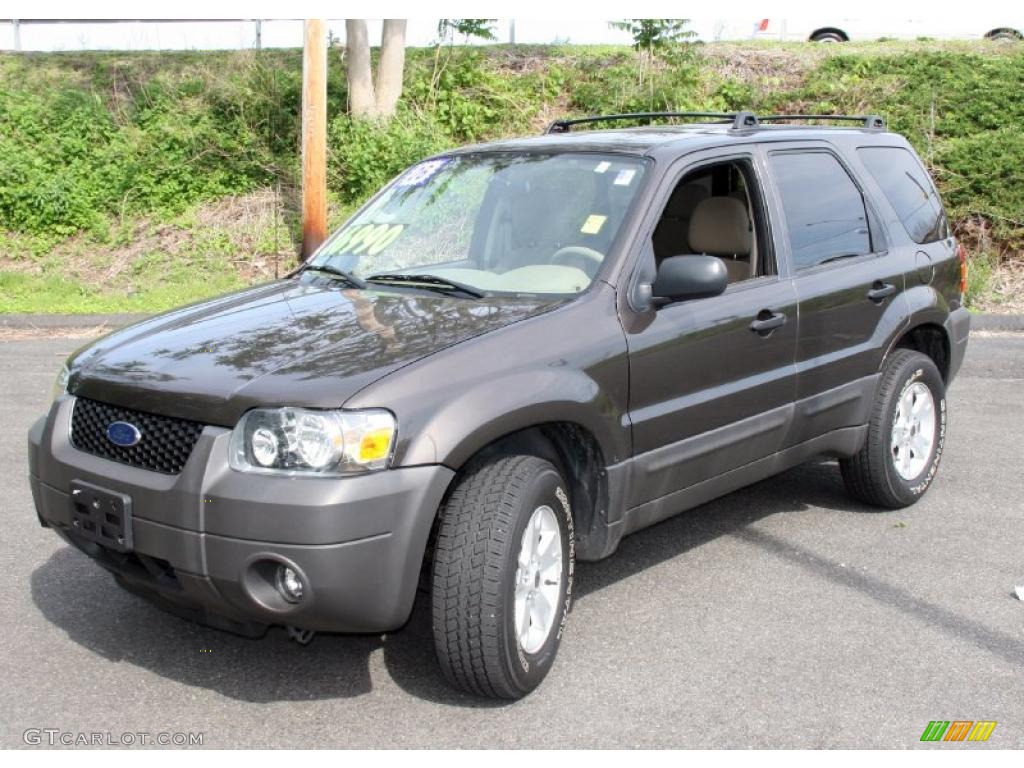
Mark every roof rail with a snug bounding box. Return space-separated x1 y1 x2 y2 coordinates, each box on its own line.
759 114 887 130
543 111 887 135
544 111 759 134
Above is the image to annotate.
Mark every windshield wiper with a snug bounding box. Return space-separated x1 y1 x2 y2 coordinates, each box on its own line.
297 263 366 288
364 273 487 299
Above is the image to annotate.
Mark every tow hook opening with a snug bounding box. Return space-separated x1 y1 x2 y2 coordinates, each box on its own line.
287 625 316 645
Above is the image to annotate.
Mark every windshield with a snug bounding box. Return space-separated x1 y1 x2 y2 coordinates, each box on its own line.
311 152 648 295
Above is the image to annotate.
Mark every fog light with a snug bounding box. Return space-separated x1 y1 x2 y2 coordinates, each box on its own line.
275 565 305 604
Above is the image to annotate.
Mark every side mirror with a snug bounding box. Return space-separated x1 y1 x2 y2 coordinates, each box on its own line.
651 255 728 305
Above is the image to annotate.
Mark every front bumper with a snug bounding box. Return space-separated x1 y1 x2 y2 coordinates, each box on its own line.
28 397 454 635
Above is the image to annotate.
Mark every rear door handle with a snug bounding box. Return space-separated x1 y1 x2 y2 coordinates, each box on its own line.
749 309 786 336
867 282 896 303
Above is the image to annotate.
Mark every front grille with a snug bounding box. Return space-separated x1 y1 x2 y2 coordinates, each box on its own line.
70 397 205 474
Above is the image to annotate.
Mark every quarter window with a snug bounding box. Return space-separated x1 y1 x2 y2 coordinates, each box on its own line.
770 152 872 270
858 146 949 244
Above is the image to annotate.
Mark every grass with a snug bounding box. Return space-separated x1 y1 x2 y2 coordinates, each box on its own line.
2 191 287 313
965 252 997 309
0 188 360 314
0 270 244 313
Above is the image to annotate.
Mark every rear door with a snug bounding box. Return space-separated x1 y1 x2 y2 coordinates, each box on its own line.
763 143 906 445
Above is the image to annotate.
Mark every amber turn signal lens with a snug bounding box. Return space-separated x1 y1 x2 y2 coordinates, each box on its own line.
358 427 395 463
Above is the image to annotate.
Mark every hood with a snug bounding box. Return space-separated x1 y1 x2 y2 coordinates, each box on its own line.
69 277 561 425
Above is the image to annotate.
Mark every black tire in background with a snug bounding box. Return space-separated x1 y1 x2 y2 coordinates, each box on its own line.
810 30 847 43
431 455 574 699
841 349 947 509
987 29 1022 42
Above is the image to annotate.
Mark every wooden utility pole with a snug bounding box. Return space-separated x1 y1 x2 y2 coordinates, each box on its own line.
300 19 327 259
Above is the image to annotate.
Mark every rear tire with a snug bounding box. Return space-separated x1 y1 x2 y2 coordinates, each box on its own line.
431 455 574 699
841 350 946 509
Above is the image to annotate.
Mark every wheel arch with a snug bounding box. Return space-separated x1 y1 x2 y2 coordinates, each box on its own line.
889 322 951 382
441 420 612 562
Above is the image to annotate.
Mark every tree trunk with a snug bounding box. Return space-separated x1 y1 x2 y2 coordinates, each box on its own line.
376 19 407 118
345 19 376 118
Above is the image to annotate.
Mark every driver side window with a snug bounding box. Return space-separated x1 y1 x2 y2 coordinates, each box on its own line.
652 159 771 284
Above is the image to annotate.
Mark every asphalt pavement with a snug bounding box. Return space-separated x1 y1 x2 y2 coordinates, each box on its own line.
1 334 1022 748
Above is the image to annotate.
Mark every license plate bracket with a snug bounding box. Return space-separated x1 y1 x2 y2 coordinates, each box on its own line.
70 480 133 552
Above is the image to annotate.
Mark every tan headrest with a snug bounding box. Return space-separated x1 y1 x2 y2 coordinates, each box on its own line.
688 197 751 257
663 183 710 218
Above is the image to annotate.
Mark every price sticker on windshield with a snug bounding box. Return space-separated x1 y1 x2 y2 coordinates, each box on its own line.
395 158 451 188
613 169 636 186
580 214 607 235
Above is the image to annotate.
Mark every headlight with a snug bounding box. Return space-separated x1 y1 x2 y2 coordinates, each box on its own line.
50 364 70 404
229 407 396 476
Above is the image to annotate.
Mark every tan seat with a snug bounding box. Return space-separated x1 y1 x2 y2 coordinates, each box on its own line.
653 183 709 258
687 197 752 282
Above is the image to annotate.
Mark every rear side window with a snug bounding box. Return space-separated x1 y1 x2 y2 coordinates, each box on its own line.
769 152 872 270
858 146 949 244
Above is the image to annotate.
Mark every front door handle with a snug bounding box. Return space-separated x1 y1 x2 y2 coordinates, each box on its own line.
750 309 786 336
867 281 896 303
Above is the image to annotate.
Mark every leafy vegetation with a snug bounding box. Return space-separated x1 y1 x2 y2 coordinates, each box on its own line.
1 41 1022 312
609 19 696 51
436 20 498 43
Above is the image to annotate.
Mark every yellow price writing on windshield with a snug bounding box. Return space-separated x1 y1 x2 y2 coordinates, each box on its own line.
329 223 405 257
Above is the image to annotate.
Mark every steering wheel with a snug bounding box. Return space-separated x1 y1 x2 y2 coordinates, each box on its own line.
548 246 605 278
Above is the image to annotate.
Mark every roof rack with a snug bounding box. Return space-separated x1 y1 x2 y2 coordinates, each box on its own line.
545 111 759 134
758 114 886 129
543 110 886 134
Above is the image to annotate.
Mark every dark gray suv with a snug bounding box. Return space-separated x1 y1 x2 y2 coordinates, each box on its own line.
28 111 971 699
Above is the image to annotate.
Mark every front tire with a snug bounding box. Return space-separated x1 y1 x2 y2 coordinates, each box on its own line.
431 455 574 699
841 349 947 508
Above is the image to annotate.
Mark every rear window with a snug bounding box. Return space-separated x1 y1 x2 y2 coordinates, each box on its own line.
769 151 872 270
857 146 949 244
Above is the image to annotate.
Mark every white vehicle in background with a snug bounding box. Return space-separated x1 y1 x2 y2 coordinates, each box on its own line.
752 17 1023 42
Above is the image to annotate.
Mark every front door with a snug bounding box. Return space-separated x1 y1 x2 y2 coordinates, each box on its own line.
622 151 798 508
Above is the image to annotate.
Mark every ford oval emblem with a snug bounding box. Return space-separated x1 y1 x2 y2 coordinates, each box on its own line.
106 421 142 447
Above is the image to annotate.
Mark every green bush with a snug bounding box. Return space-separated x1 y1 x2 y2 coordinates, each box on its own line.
933 128 1024 247
566 50 701 115
773 51 1024 138
0 52 292 237
753 49 1024 249
327 110 452 201
400 46 570 141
